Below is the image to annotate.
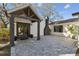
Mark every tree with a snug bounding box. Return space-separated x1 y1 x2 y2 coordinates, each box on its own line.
0 3 9 28
33 4 63 35
67 24 78 39
44 16 51 35
33 3 63 21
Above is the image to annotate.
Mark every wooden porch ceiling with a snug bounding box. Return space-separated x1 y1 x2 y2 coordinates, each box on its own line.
23 6 39 19
13 15 41 22
9 6 40 22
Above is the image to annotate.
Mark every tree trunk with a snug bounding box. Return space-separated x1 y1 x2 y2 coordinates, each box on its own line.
44 16 51 35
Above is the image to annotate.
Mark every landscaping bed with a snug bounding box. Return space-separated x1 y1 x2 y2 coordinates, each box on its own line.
0 28 10 56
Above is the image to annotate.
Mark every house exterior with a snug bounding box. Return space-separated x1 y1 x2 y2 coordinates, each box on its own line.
7 3 45 37
49 18 79 38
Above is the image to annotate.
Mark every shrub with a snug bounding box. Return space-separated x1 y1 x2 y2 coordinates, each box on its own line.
67 25 78 39
0 28 10 43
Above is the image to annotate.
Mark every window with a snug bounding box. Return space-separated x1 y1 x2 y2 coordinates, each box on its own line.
54 25 63 32
17 22 30 36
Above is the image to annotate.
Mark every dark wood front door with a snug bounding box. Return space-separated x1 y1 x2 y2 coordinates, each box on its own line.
17 22 30 36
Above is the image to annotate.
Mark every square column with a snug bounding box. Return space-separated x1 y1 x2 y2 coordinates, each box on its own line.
10 15 15 47
37 20 40 40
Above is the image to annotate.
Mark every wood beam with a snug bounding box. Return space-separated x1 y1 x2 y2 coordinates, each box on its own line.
23 8 28 16
10 14 15 47
16 22 18 36
30 14 35 18
27 7 30 16
37 19 40 40
14 15 41 21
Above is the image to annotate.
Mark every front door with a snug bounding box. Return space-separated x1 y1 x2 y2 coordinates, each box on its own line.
17 22 30 36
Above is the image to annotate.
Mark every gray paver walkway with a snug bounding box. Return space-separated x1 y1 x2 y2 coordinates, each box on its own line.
11 35 77 56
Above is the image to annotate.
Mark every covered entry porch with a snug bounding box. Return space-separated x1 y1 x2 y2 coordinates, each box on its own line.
9 6 41 46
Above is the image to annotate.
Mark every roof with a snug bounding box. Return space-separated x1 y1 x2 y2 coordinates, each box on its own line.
7 4 43 20
72 12 79 16
8 4 29 13
50 18 79 24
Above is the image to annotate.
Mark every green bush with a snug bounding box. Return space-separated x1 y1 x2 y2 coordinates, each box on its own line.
0 28 10 42
68 25 78 35
67 25 78 39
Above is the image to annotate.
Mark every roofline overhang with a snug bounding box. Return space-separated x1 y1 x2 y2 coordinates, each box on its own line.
7 4 43 21
13 15 41 21
49 18 79 25
72 12 79 16
7 4 30 14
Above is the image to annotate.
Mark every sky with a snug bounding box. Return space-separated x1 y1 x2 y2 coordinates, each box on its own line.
3 3 79 20
55 3 79 20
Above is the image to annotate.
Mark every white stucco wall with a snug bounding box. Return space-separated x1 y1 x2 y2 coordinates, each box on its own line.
14 19 45 37
49 24 64 36
14 23 17 36
30 22 37 37
40 19 45 36
50 21 79 37
30 19 45 37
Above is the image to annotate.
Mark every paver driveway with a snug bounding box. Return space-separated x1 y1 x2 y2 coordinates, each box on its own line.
11 35 77 56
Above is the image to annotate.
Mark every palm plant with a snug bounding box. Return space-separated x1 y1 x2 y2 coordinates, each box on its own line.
67 25 78 39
